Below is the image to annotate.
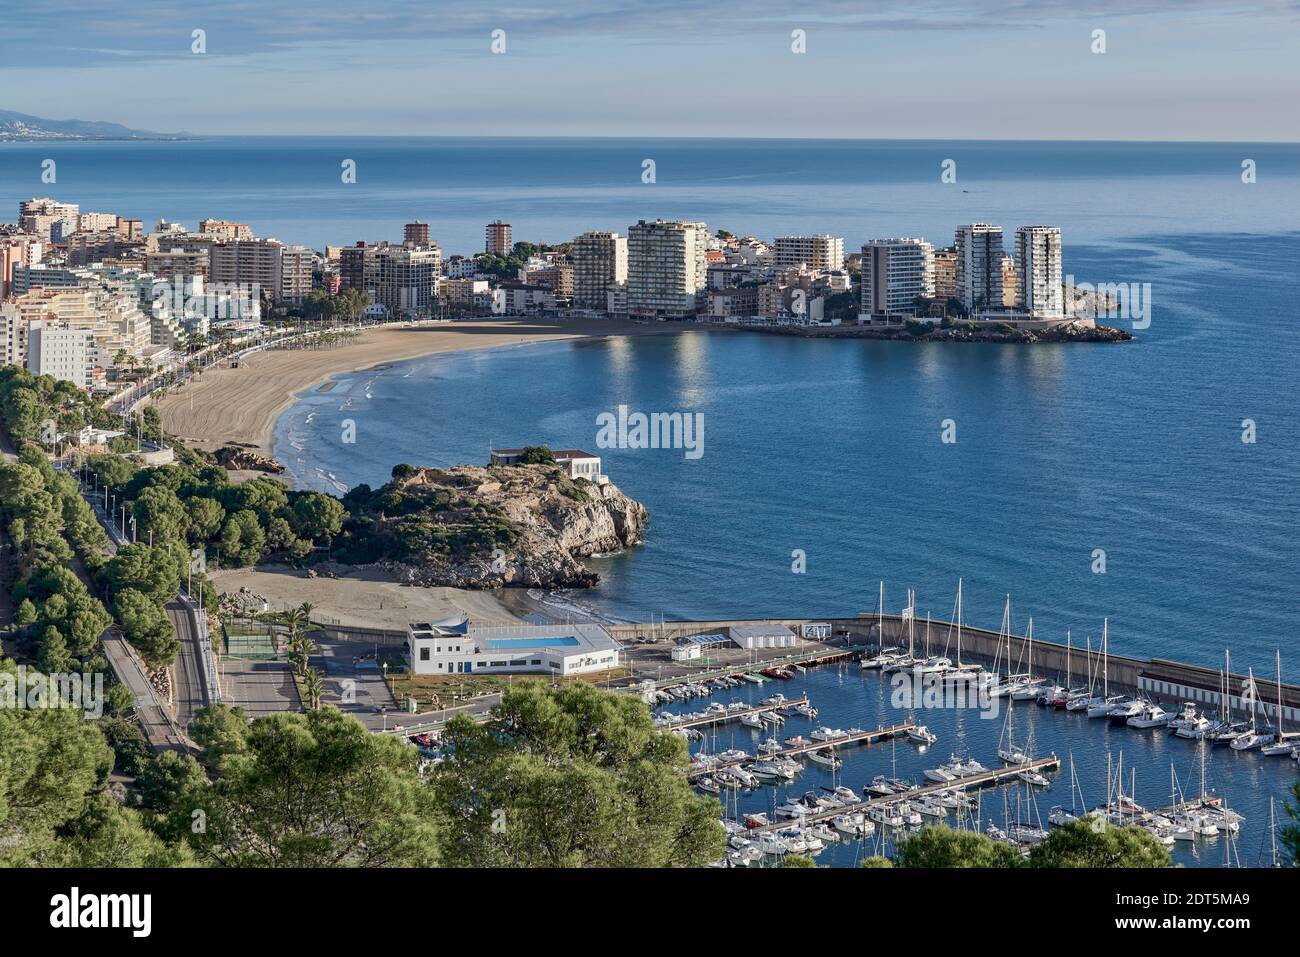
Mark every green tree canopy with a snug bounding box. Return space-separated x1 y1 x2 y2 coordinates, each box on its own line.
173 707 438 867
431 682 725 867
1027 819 1174 868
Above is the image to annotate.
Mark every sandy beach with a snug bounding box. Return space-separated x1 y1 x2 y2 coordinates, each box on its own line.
154 317 683 457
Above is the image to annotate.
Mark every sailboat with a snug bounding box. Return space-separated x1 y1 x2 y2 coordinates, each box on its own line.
1209 650 1248 745
940 578 983 684
1010 618 1047 700
997 696 1031 764
1048 753 1084 826
1230 666 1276 750
1085 620 1123 717
1262 650 1295 756
1065 635 1097 711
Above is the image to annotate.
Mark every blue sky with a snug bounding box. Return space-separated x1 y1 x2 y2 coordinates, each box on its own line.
3 1 1297 140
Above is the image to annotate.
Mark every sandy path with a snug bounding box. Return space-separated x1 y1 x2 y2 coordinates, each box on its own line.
154 318 678 456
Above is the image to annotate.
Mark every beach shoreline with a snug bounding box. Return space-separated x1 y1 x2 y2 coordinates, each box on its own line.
154 317 692 458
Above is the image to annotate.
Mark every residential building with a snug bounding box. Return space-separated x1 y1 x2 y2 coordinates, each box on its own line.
364 242 441 317
198 219 253 240
65 231 143 268
932 247 957 301
627 219 707 319
571 231 628 310
485 220 512 255
707 285 759 320
1015 226 1064 317
774 234 845 272
0 235 39 297
209 238 284 302
403 221 429 245
18 198 79 242
606 281 628 317
492 281 555 315
279 244 314 307
859 238 936 321
26 321 93 389
146 248 210 284
1001 254 1018 308
954 224 1004 313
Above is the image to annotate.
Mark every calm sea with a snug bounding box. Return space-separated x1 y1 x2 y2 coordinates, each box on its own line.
7 137 1297 860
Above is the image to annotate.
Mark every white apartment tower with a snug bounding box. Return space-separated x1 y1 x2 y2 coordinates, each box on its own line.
773 235 845 272
571 231 628 310
26 321 93 389
859 239 935 320
954 224 1004 313
1015 226 1064 317
627 220 707 319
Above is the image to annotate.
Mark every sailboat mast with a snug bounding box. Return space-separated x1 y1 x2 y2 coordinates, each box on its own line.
1102 619 1109 699
956 578 963 667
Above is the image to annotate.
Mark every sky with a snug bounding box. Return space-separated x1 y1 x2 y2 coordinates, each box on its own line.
2 1 1298 141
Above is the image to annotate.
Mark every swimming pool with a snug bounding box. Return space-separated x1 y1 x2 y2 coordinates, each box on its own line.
482 636 582 650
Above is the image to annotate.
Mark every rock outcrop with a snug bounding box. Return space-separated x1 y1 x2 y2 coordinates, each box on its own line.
215 444 286 473
341 464 648 589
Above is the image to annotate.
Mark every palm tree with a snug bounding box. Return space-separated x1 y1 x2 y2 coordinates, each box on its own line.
302 666 325 710
294 636 318 678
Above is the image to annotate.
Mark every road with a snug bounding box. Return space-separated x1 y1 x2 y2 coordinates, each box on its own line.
166 597 211 727
86 482 214 739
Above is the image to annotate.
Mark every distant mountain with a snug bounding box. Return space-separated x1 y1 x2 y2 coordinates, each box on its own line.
0 109 182 141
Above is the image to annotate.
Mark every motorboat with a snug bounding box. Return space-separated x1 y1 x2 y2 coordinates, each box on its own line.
743 812 769 828
1017 769 1051 787
1261 738 1297 756
1086 694 1124 718
740 712 764 729
894 802 924 826
810 726 847 741
1174 714 1214 739
924 763 959 784
1105 698 1145 723
907 725 938 745
868 804 906 827
753 833 788 855
828 785 862 803
832 813 867 836
1126 702 1172 729
806 748 843 769
695 777 721 795
1047 806 1078 827
807 823 840 845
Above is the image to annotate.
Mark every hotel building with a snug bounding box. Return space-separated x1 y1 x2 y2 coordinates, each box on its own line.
485 220 512 255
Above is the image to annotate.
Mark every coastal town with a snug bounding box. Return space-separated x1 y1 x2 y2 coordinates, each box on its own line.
1 196 1126 401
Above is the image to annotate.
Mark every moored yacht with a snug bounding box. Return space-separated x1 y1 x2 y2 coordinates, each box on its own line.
1126 702 1171 729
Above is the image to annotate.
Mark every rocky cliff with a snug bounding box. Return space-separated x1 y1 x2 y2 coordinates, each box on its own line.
337 463 648 589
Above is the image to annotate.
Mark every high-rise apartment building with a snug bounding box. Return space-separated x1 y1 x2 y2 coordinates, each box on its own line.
571 231 628 310
26 321 93 389
485 220 512 255
954 224 1004 313
363 242 442 318
279 244 314 307
19 197 79 242
859 238 935 320
1015 226 1064 317
404 221 430 245
774 235 845 272
627 220 707 319
209 238 284 301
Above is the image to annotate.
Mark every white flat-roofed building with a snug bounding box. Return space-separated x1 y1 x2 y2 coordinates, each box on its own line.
407 621 621 676
571 231 628 310
489 447 603 481
1015 225 1064 317
728 623 801 650
859 238 935 321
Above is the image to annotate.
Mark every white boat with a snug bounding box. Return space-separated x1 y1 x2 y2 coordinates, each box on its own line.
829 785 861 803
1260 739 1295 756
924 763 959 784
907 725 938 745
806 748 842 769
808 823 839 845
832 813 866 836
895 802 923 826
753 833 788 855
998 745 1030 765
868 804 905 827
1230 729 1274 751
1018 769 1051 787
1106 698 1145 723
810 726 846 741
960 758 989 776
1048 806 1078 827
916 795 948 818
1127 702 1171 728
740 712 764 729
696 777 721 795
1175 714 1214 739
1086 695 1123 718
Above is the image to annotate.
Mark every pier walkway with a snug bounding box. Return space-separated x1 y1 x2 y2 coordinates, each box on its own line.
746 754 1062 833
688 722 914 779
660 696 811 730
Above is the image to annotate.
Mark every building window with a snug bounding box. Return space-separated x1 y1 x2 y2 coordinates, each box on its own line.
419 648 430 661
